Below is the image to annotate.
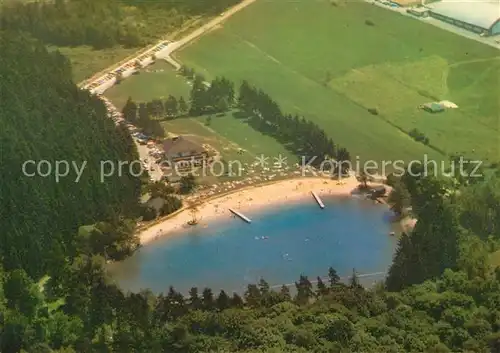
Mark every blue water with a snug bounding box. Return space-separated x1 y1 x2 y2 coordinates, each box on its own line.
108 196 398 294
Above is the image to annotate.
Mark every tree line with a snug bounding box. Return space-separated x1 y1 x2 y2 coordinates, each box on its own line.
0 0 243 50
2 258 500 352
386 162 500 292
238 80 351 173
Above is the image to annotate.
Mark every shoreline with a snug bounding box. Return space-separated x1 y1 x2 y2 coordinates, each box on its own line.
138 176 362 244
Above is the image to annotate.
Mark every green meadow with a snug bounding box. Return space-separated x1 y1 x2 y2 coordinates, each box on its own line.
106 61 192 109
106 61 296 167
174 0 499 165
107 0 499 167
162 113 296 164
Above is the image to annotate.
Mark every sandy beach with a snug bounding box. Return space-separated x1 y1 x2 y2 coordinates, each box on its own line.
139 176 361 244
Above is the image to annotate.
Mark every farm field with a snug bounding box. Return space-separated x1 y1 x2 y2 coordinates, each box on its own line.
173 0 499 165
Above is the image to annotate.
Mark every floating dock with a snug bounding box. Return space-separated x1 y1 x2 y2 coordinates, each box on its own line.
229 208 252 223
311 191 325 209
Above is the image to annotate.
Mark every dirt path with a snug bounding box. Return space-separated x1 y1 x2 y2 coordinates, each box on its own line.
448 56 500 68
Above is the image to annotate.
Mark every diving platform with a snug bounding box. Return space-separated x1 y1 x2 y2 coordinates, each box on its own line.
229 208 252 223
311 191 325 209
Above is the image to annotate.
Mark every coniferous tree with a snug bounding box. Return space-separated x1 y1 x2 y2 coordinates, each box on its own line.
258 278 270 297
189 75 207 115
316 276 328 297
349 268 361 289
244 284 261 308
386 178 462 290
150 99 164 118
164 95 178 118
231 293 244 308
388 180 412 217
202 288 214 310
328 267 340 288
216 290 231 310
386 232 415 292
279 285 291 302
138 102 149 126
188 287 202 310
122 97 138 123
178 96 188 116
295 275 313 305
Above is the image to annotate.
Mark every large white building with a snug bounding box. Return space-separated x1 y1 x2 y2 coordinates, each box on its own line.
427 0 500 36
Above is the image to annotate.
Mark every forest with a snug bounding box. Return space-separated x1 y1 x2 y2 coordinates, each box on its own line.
1 30 500 353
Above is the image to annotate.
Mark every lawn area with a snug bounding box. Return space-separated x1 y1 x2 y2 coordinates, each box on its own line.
106 60 192 109
174 0 499 166
54 46 139 83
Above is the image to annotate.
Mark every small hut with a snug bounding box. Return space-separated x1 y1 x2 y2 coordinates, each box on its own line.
420 102 445 113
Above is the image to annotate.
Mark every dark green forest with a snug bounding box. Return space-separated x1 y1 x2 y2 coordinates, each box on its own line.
0 32 142 278
124 68 352 172
0 0 241 49
1 27 500 353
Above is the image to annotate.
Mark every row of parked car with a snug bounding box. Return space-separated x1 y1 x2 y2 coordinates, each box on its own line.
83 41 170 92
96 94 125 125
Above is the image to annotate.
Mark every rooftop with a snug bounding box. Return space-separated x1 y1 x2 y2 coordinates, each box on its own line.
163 136 206 157
427 0 500 29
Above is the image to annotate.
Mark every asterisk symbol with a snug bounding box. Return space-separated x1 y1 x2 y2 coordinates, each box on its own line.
273 154 288 169
255 154 269 168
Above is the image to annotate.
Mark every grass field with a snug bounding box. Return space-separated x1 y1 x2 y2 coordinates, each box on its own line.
161 113 296 164
159 112 297 184
106 61 192 109
171 0 499 165
105 60 299 174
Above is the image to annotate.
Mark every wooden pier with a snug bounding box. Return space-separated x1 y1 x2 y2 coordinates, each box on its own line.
229 208 252 223
311 191 325 209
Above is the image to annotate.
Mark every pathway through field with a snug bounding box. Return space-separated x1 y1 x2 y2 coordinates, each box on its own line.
448 56 500 68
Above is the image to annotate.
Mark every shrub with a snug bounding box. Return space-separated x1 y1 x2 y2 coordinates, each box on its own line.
141 206 157 221
409 128 430 145
368 108 379 115
365 19 375 26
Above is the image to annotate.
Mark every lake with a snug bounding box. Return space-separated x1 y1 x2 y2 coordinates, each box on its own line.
108 195 399 294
